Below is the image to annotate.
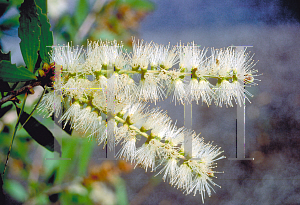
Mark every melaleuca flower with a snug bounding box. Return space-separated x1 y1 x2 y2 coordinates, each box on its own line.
179 42 203 72
135 138 164 172
159 44 179 70
188 78 214 105
37 88 62 118
149 43 162 68
131 38 151 70
214 80 234 107
51 43 84 73
169 78 187 105
36 38 261 203
155 158 179 182
138 72 165 104
116 129 136 163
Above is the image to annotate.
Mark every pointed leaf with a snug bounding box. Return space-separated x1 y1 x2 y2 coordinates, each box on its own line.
0 60 37 82
37 6 53 65
18 110 61 155
18 0 41 73
0 104 13 118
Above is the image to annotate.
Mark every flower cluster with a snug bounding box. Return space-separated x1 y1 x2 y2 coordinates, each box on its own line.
38 39 259 203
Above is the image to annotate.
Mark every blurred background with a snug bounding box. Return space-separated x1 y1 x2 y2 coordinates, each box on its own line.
1 0 300 204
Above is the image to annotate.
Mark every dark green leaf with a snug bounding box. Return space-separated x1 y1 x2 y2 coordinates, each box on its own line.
0 60 37 82
18 0 41 73
37 6 53 65
0 104 12 118
18 110 61 155
0 50 11 61
35 0 47 14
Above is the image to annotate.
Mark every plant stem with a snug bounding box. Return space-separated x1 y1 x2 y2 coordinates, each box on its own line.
2 93 28 177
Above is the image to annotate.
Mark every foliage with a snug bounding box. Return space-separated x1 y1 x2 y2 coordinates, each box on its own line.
0 0 153 204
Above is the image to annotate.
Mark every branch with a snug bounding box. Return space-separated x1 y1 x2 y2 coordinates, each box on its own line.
0 81 43 106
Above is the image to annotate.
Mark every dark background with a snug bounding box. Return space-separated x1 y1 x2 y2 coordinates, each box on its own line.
124 0 300 204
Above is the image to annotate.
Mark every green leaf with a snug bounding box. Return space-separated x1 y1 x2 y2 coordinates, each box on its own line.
0 60 37 82
35 0 47 13
114 177 129 205
56 138 78 183
122 0 155 11
77 139 95 176
18 0 41 73
3 180 28 202
37 5 53 65
75 0 89 26
18 110 62 155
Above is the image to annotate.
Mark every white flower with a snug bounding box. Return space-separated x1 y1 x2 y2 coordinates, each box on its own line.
131 38 151 70
51 43 84 73
135 139 163 172
188 79 213 105
172 163 193 191
117 129 136 163
170 79 186 105
155 158 179 183
138 73 165 104
37 89 62 118
142 108 170 131
179 42 203 72
160 44 179 69
214 80 234 107
58 102 81 128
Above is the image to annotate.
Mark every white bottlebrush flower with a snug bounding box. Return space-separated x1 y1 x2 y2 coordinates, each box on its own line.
233 48 259 85
185 139 225 202
85 40 123 68
214 80 234 107
123 102 147 126
172 163 194 191
58 102 81 128
131 38 151 70
138 72 165 104
34 39 261 202
117 129 137 163
171 79 187 105
231 80 252 107
37 89 62 118
51 43 84 73
155 158 179 183
179 42 201 72
149 43 162 68
135 139 163 172
160 44 179 70
188 78 213 105
142 107 170 131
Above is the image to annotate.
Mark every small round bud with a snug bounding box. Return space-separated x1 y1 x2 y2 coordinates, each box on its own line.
43 63 50 71
38 69 45 77
28 88 35 95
